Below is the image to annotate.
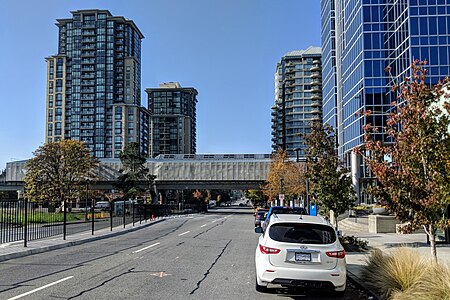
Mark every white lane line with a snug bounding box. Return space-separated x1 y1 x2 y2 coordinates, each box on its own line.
178 231 190 236
133 242 161 254
200 224 207 227
7 276 74 300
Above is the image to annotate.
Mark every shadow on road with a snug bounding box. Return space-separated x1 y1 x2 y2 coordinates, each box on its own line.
206 207 255 215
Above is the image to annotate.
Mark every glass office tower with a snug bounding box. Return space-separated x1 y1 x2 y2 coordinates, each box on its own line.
321 0 450 202
45 10 149 158
145 82 198 158
271 47 323 156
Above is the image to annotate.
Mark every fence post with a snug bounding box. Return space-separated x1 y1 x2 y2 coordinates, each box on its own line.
63 198 67 240
132 201 135 227
24 200 28 247
91 200 95 235
123 200 126 228
110 200 113 231
143 204 147 223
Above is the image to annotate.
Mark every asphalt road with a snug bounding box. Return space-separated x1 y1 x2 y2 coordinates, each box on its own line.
0 207 369 300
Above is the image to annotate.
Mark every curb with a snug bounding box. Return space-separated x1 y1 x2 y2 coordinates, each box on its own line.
347 263 381 300
0 218 165 263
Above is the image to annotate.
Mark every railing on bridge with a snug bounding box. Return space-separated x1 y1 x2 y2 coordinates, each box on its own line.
0 200 207 246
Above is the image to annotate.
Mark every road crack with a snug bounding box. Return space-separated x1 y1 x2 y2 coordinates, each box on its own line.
189 239 231 295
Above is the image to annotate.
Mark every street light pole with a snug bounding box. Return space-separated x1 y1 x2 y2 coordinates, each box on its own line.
305 158 310 213
279 176 284 206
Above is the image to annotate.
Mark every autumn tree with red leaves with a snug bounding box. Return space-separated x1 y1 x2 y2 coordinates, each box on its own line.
358 61 450 261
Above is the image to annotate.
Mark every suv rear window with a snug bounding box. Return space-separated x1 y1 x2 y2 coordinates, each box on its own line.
269 223 336 244
271 208 307 215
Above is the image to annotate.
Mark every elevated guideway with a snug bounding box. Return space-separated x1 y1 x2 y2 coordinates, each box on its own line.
2 154 285 191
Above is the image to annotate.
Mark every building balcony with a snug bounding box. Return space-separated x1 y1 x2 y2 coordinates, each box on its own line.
81 96 95 101
311 79 322 86
80 124 94 129
81 52 96 57
81 101 95 108
310 72 321 79
311 86 322 92
81 80 95 85
311 94 321 100
82 38 96 43
311 101 321 107
82 44 96 50
310 65 322 72
81 89 95 93
311 108 322 114
81 74 95 79
82 59 95 64
82 21 96 28
312 59 321 64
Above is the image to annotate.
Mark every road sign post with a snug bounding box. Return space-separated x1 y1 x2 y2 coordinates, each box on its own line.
279 194 285 206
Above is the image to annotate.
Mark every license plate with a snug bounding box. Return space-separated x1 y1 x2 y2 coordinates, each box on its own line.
295 252 311 262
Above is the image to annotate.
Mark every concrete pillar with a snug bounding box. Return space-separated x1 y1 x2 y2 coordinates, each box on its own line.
351 151 360 203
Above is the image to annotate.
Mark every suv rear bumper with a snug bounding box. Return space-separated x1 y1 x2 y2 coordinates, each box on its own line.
256 263 346 289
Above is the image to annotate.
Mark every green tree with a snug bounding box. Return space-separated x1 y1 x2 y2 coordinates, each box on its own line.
245 190 266 208
305 122 356 229
358 61 450 261
114 142 155 201
24 140 99 206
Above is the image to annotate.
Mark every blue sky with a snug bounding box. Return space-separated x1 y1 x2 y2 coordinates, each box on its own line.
0 0 321 169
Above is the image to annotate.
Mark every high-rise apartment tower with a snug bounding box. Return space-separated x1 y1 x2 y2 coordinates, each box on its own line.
145 82 197 158
45 10 149 158
271 47 323 156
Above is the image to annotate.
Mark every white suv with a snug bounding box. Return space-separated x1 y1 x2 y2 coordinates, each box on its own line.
254 214 346 296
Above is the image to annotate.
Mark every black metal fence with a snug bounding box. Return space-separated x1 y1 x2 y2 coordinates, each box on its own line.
0 200 207 247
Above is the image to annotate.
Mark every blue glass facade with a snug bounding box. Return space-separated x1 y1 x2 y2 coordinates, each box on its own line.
321 0 450 202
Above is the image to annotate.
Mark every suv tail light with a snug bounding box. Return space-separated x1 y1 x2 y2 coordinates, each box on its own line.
259 244 281 254
326 250 346 258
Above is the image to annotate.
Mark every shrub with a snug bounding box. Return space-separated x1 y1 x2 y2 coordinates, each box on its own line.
361 248 427 300
339 235 368 252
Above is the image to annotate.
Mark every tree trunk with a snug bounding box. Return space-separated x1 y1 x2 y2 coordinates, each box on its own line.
427 224 438 262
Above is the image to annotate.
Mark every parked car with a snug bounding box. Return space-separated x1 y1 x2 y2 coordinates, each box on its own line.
80 206 91 213
254 214 346 295
254 209 268 227
94 201 110 211
262 206 308 231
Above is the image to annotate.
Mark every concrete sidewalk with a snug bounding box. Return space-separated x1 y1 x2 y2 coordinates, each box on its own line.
342 219 450 299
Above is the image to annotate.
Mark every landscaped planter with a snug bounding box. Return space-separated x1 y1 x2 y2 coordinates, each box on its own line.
372 207 387 215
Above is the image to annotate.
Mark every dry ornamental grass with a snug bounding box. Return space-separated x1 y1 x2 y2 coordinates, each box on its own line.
362 247 450 300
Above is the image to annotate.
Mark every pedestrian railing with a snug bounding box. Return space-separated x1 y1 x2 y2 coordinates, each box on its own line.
0 200 207 247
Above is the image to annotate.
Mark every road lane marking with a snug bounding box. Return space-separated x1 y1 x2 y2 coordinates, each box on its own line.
178 231 190 236
200 224 207 227
7 276 74 300
133 242 160 253
150 271 172 278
